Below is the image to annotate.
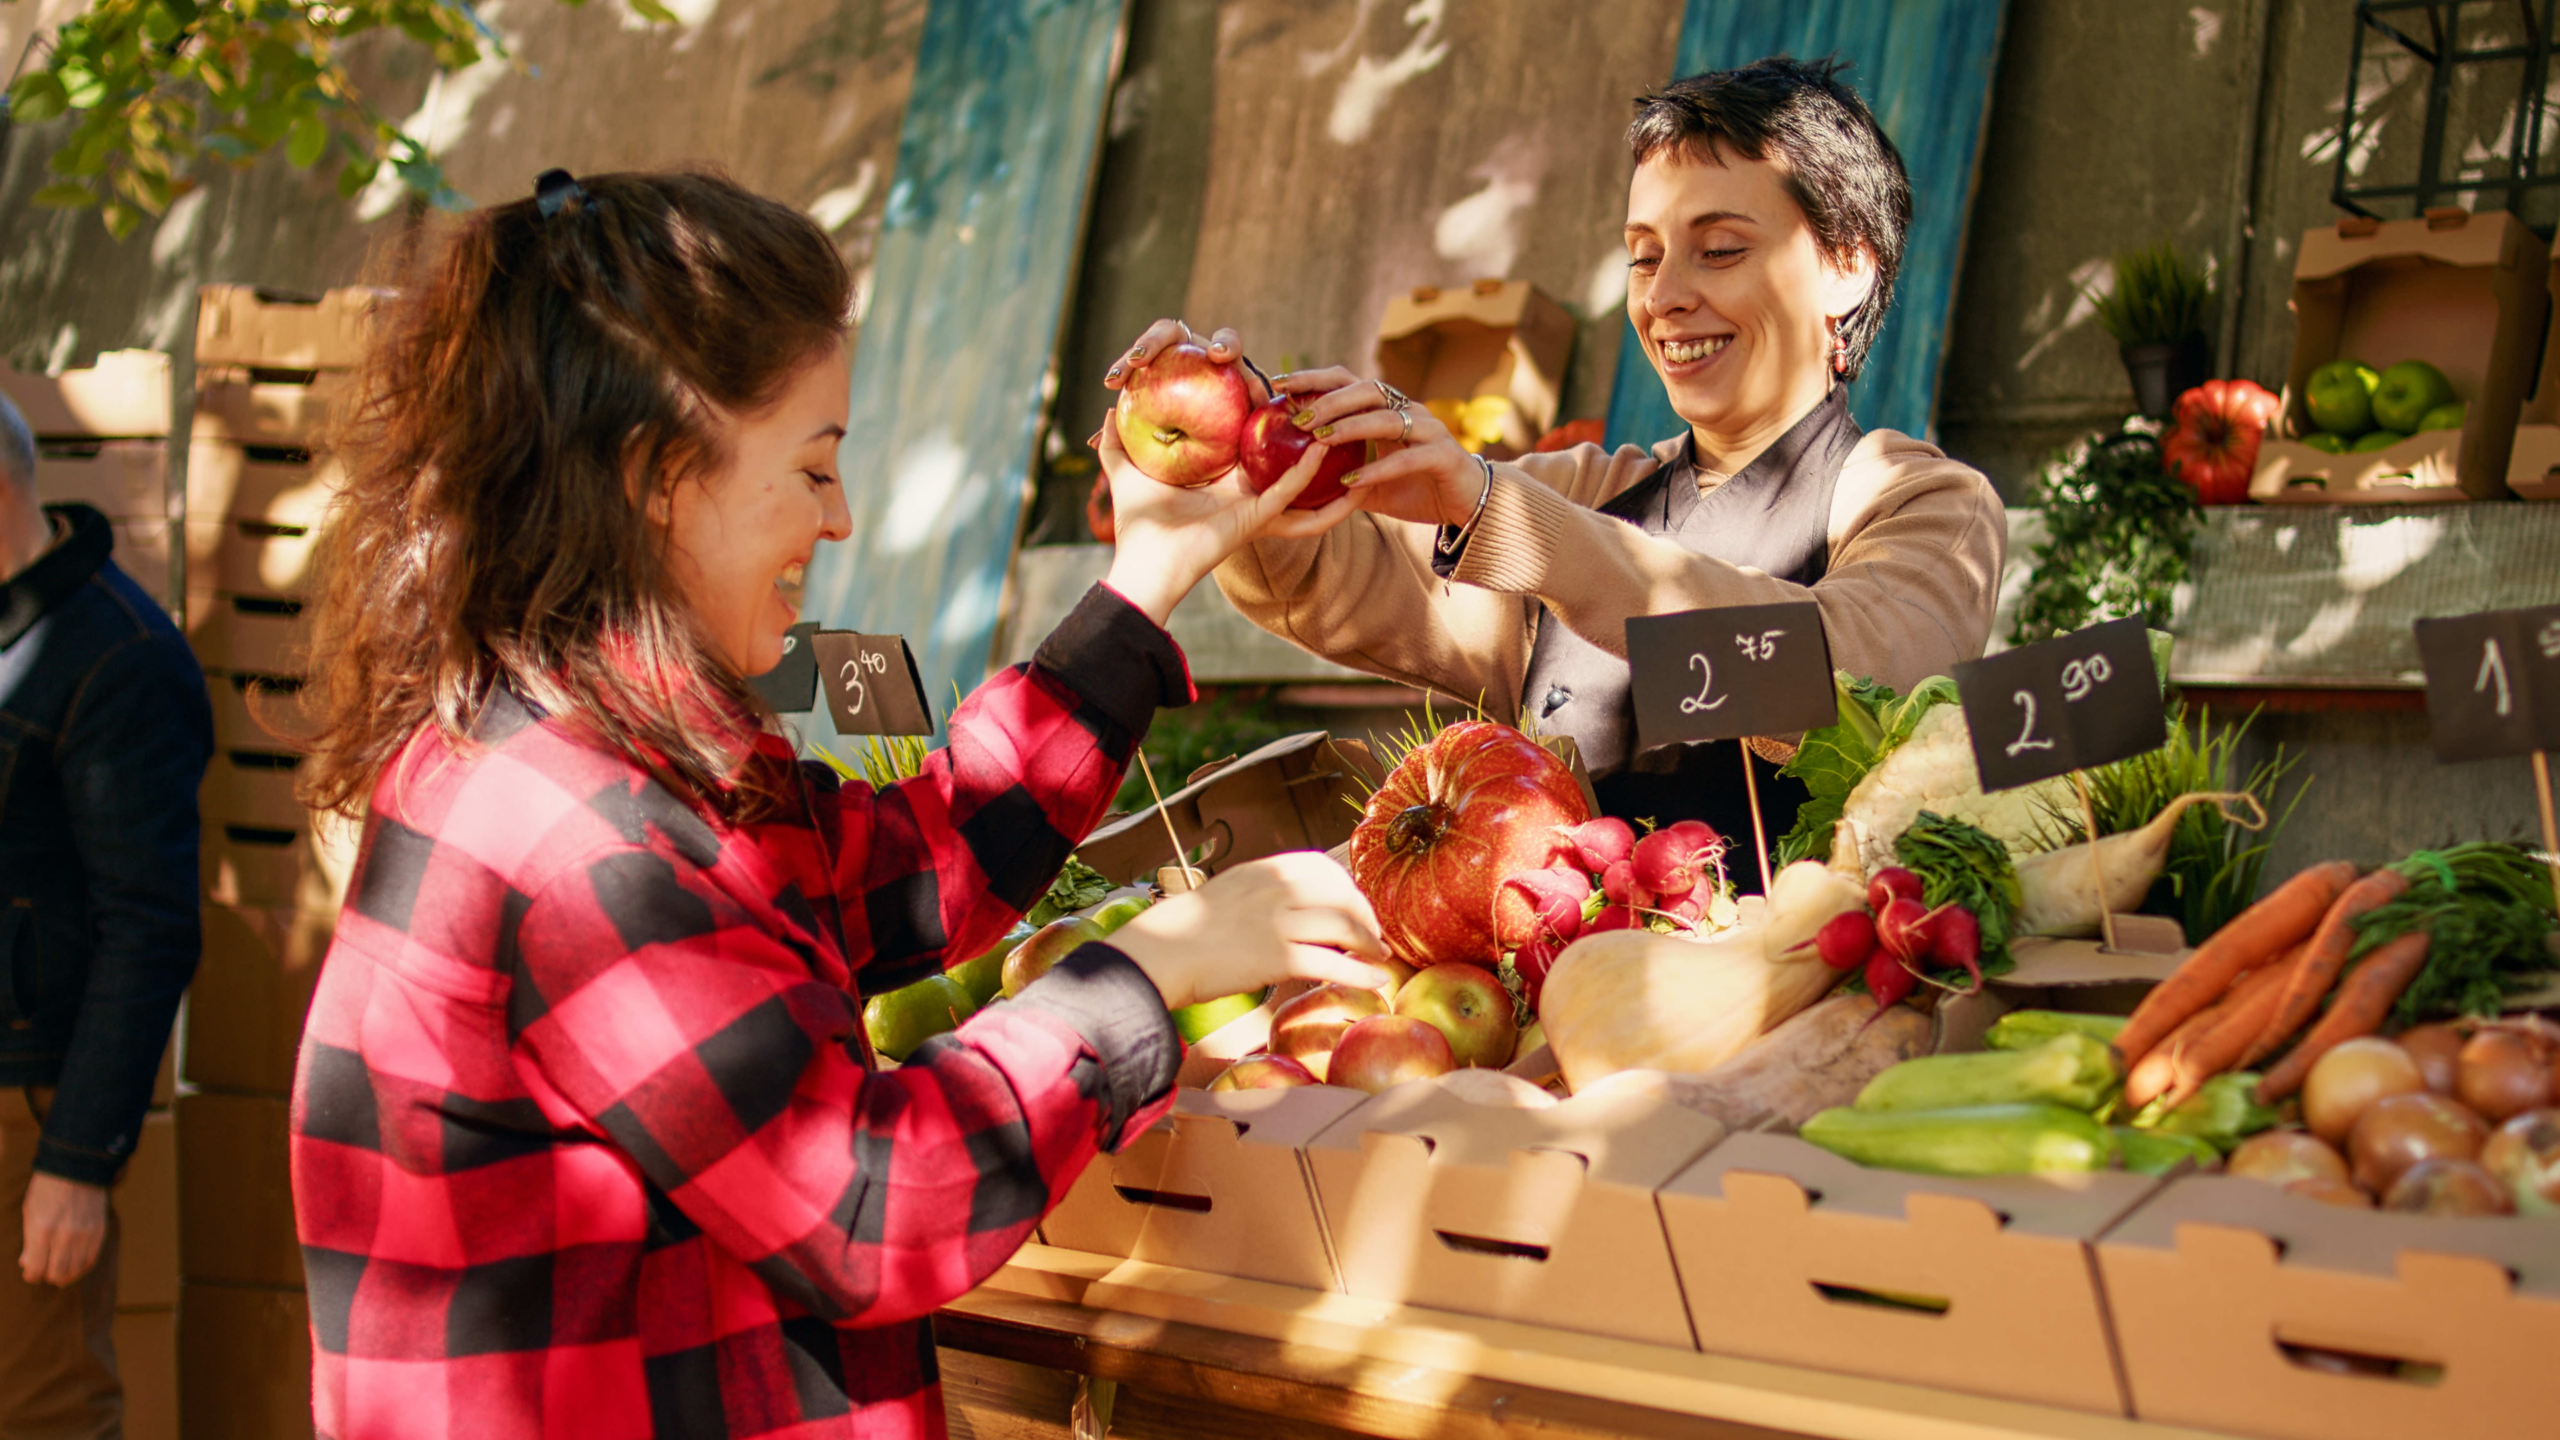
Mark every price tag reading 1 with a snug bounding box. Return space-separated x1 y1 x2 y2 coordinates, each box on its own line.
1626 600 1836 751
1952 616 2165 792
2413 604 2560 762
746 620 821 713
810 631 936 737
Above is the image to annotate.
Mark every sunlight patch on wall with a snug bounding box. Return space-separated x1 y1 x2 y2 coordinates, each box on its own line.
1326 0 1448 144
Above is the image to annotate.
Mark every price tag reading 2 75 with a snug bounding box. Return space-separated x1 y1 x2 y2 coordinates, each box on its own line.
809 630 936 737
1952 617 2165 792
1626 600 1836 751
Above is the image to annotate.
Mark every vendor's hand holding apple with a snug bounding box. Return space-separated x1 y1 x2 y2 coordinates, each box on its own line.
1107 852 1390 1013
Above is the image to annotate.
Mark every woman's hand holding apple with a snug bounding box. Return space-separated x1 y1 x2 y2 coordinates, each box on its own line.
1107 852 1390 1012
1095 407 1357 627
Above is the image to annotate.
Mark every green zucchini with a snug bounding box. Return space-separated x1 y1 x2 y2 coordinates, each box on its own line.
2129 1071 2279 1152
1800 1103 2118 1176
1852 1033 2121 1113
1985 1009 2129 1052
2113 1127 2220 1176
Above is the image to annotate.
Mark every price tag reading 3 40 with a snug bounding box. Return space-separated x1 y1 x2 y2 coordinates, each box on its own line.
810 630 936 737
2413 604 2560 762
1626 600 1836 751
1952 617 2165 791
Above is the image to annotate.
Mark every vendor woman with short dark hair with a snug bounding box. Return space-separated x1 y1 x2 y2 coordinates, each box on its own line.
1106 57 2006 871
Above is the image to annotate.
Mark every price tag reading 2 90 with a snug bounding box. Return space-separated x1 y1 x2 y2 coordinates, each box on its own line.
1953 617 2165 792
1627 600 1836 751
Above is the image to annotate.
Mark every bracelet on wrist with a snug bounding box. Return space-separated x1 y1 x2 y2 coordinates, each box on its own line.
1435 454 1495 557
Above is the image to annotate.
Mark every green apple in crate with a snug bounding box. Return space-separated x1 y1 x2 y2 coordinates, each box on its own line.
2418 400 2466 433
2369 360 2456 435
2301 432 2349 454
2304 358 2379 437
2351 429 2409 453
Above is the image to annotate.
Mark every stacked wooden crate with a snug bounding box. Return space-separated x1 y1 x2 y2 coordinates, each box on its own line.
178 286 376 1440
0 351 185 1440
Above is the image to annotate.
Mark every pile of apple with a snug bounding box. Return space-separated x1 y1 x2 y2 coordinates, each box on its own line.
1115 343 1360 508
2298 356 2463 455
1211 957 1528 1094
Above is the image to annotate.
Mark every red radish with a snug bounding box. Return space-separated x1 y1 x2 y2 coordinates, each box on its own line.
1666 819 1720 854
1587 904 1640 933
1928 906 1984 992
1601 861 1654 911
1631 825 1715 896
1869 867 1923 912
1812 910 1879 971
1875 897 1932 962
1516 935 1557 1009
1866 948 1918 1012
1496 867 1588 948
1660 891 1707 926
1561 817 1636 874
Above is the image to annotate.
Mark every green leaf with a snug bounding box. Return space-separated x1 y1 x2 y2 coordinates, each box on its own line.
141 3 183 47
101 200 141 239
626 0 678 22
31 181 98 209
286 112 328 167
8 71 71 124
243 99 295 147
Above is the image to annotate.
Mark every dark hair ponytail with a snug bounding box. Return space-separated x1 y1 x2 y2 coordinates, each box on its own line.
297 170 852 822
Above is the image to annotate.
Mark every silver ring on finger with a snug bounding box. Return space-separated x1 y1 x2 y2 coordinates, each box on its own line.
1375 379 1411 412
1396 406 1414 443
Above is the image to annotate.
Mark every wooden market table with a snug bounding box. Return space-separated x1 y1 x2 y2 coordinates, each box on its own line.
934 1244 2242 1440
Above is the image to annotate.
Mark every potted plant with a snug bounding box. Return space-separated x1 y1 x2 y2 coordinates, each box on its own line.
2088 241 2214 421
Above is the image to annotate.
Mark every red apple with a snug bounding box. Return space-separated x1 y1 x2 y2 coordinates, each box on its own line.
1327 1015 1455 1094
1115 343 1251 488
1208 1053 1318 1091
1266 983 1386 1083
1239 393 1362 509
1393 962 1519 1069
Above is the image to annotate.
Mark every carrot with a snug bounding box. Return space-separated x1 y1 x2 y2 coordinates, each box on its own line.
2237 868 2412 1072
2254 931 2434 1103
2113 860 2359 1065
2158 947 2307 1109
2123 946 2301 1109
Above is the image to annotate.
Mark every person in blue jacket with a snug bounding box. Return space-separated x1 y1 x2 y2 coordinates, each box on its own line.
0 389 211 1436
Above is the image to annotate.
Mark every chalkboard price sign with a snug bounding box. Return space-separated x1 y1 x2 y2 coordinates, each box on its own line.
1952 617 2164 792
1626 600 1835 751
810 631 936 737
2413 604 2560 763
747 621 821 713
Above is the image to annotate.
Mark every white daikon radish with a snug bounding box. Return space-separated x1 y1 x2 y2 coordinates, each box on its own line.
2014 792 2264 937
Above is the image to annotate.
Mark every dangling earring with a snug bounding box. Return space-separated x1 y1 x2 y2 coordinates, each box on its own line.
1829 319 1851 376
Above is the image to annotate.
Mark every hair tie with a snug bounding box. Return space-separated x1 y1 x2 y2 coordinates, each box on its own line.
534 168 586 219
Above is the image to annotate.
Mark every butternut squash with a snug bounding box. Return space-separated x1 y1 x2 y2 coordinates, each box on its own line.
1540 849 1867 1092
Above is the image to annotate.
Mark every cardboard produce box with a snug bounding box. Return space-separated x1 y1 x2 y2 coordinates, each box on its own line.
117 1109 179 1310
206 671 314 754
2098 1174 2560 1440
1077 732 1381 885
0 349 170 438
114 1306 178 1440
185 439 344 527
2251 209 2548 503
188 904 333 1094
201 745 312 831
180 1282 314 1440
1374 279 1575 458
186 590 309 676
195 285 380 372
186 516 321 600
176 1091 300 1288
1658 1131 2165 1416
193 369 352 447
201 815 357 912
1303 1083 1725 1349
32 440 172 520
2503 237 2560 498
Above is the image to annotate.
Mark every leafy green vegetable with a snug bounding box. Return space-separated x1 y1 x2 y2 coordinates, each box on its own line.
2011 426 2200 646
2083 704 2309 939
1775 673 1961 863
1893 811 2022 979
1027 855 1114 928
2348 842 2559 1026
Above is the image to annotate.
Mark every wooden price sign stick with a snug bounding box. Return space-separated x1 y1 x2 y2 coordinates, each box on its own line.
1953 617 2168 954
1134 749 1202 892
1625 600 1836 895
2414 604 2560 911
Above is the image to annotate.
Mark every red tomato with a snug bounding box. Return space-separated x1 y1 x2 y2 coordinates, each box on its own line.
2162 379 2281 505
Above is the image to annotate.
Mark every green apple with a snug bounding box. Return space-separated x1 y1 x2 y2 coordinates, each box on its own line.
2304 358 2379 436
2350 429 2409 453
949 925 1029 1009
1002 916 1107 998
2369 359 2456 434
2417 400 2466 433
1088 896 1151 935
865 974 976 1062
1169 988 1268 1044
2301 431 2349 454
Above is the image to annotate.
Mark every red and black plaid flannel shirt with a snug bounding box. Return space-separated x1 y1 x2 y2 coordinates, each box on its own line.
291 585 1193 1439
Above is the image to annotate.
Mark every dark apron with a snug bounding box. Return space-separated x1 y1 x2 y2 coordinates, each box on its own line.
1518 389 1859 890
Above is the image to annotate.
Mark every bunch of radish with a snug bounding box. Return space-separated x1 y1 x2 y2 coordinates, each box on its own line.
1805 865 1984 1014
1497 817 1728 1007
